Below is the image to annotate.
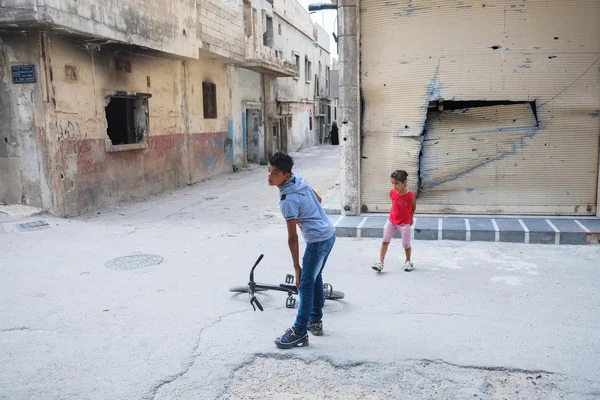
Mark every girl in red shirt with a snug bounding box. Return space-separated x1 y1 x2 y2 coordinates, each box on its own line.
372 170 416 272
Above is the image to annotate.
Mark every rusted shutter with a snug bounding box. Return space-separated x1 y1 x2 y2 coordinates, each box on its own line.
360 0 600 215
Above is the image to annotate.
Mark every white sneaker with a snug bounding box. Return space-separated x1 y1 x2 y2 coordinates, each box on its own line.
404 261 414 272
371 261 384 272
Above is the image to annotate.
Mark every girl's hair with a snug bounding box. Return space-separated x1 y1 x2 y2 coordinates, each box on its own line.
391 170 408 182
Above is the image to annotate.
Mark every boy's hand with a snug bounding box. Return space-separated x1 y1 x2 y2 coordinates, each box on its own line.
410 217 414 226
294 267 301 288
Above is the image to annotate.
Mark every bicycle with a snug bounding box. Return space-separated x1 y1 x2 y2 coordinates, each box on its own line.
229 254 345 311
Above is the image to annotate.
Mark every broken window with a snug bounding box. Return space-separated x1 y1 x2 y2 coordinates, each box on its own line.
305 57 312 82
105 93 149 147
264 16 274 47
203 82 217 119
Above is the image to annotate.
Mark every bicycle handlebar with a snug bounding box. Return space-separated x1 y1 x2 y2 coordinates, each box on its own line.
249 254 265 311
250 296 263 311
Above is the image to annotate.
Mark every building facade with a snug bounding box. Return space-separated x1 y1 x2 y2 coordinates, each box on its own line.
338 0 600 217
230 0 332 168
0 0 330 216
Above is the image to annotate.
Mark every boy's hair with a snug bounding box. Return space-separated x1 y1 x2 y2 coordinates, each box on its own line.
391 170 408 182
269 152 294 174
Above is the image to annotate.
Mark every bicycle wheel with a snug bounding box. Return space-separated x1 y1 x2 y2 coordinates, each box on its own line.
229 285 268 293
326 290 345 300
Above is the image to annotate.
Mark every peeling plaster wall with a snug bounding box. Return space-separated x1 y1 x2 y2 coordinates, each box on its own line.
1 0 201 58
0 33 51 209
43 36 185 216
230 66 263 167
1 34 233 216
274 15 319 103
360 0 600 215
288 103 315 152
185 58 233 183
0 0 38 22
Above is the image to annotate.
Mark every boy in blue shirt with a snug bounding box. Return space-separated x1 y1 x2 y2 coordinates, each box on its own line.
267 152 336 349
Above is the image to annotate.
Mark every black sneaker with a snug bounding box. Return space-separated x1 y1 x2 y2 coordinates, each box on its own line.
274 327 309 349
307 321 324 336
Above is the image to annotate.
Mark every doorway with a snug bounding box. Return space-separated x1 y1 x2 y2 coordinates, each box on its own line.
272 120 282 153
246 109 261 164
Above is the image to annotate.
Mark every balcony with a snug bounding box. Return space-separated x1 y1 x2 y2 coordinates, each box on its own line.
0 0 201 59
243 46 297 77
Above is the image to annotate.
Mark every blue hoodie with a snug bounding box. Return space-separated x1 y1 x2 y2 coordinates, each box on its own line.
279 174 335 243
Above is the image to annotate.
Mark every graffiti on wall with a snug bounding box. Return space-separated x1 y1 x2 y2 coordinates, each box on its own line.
57 120 83 141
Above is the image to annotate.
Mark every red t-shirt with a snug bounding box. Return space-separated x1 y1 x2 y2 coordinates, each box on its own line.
389 189 414 225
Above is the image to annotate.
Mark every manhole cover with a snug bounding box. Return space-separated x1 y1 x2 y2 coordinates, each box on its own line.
18 220 50 232
105 254 163 270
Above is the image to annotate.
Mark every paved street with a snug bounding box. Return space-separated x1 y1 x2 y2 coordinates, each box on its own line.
1 146 600 400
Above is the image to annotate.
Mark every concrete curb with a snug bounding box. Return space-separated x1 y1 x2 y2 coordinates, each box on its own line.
327 215 600 245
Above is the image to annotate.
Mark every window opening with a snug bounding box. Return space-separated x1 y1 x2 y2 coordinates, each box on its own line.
203 82 218 119
105 94 149 146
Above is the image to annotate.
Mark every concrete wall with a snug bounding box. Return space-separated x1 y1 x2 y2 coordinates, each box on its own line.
1 0 202 58
0 33 234 216
337 0 361 215
230 66 262 167
270 4 332 153
273 0 314 38
0 33 51 208
227 0 332 158
274 16 317 102
199 0 245 61
0 0 38 22
185 57 234 184
286 102 315 151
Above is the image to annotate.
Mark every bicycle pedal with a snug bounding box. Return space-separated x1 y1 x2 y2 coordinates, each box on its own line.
285 274 294 284
286 296 296 309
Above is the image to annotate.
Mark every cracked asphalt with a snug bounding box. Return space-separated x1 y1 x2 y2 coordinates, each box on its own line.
1 146 600 399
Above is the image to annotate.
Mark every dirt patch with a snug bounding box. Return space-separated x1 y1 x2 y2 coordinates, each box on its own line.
220 356 597 400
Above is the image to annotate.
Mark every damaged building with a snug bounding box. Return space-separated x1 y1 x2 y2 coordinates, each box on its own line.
0 0 331 216
338 0 600 217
